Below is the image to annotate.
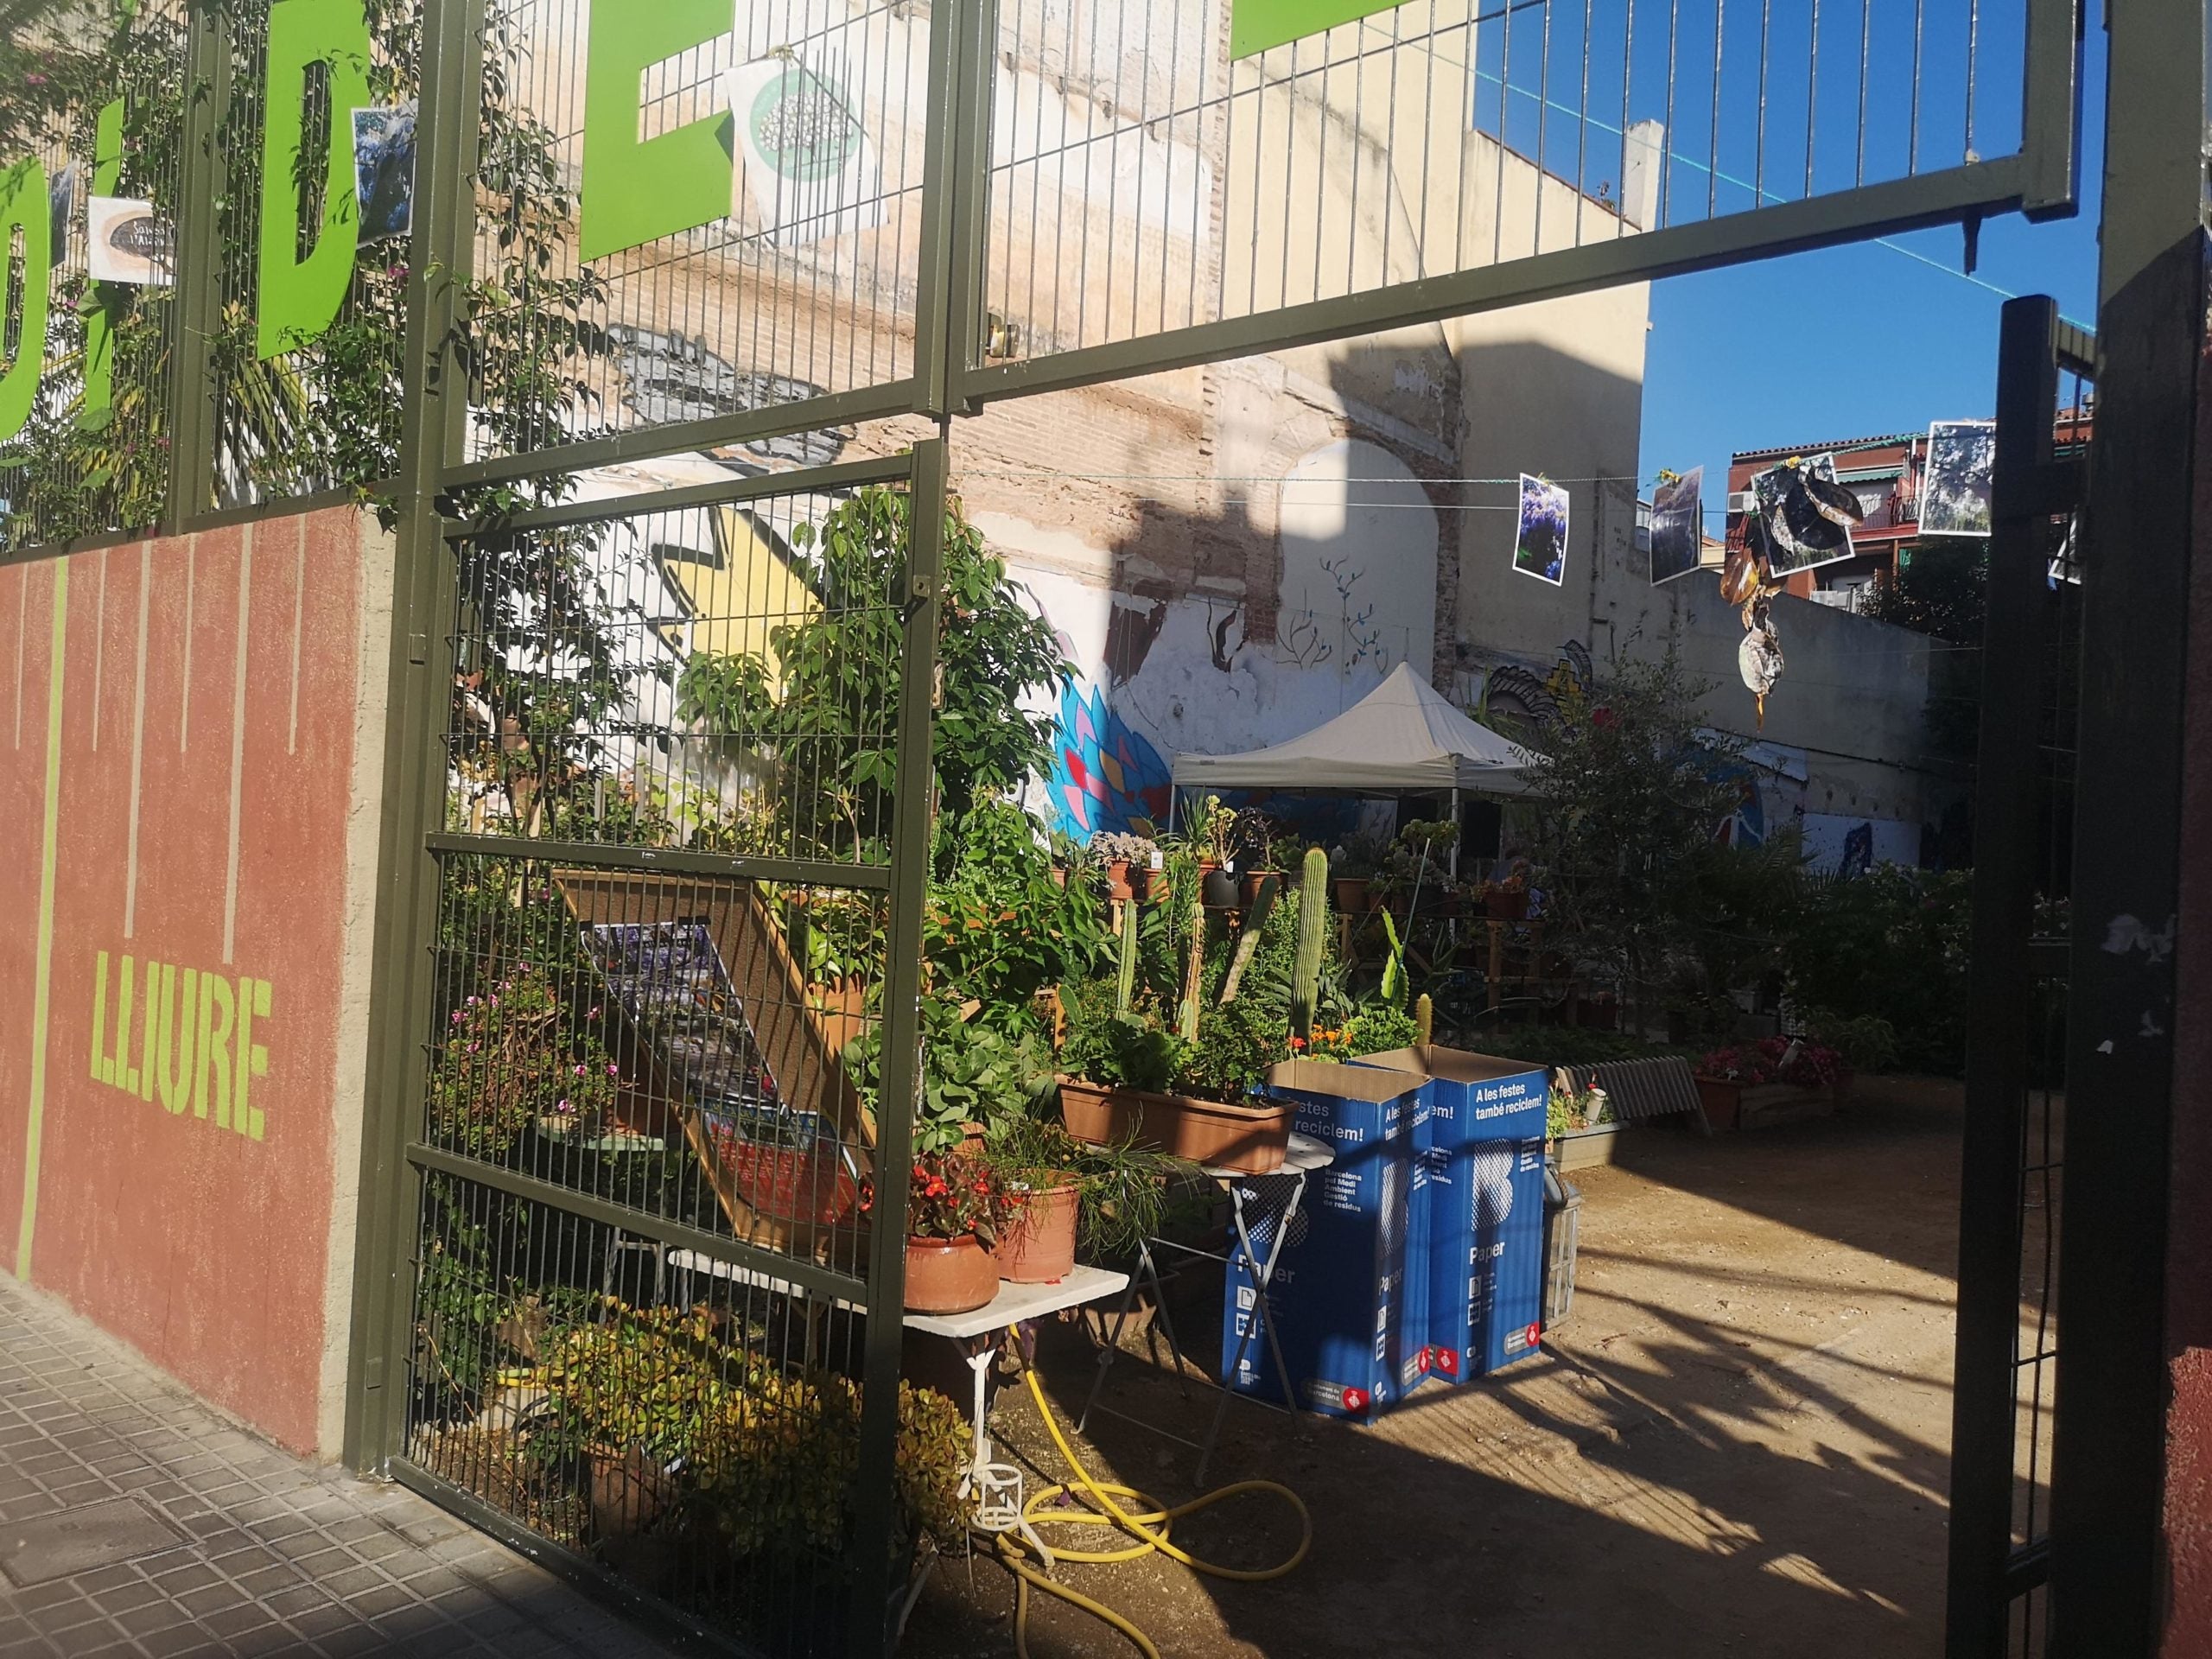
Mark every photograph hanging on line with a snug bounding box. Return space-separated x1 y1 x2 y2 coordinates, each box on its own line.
1921 420 1996 538
2049 512 2082 587
1649 467 1704 585
1513 474 1570 586
1751 453 1862 576
48 162 76 267
725 54 884 247
353 104 418 244
86 197 172 286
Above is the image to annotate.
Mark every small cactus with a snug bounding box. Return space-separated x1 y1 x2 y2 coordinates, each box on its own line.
1292 846 1330 1037
1416 993 1434 1052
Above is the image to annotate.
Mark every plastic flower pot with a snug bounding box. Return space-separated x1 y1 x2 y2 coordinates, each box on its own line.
1201 865 1240 909
905 1235 1000 1314
996 1180 1081 1283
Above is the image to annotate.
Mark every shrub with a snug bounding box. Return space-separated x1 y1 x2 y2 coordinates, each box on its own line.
1781 866 1972 1074
427 966 619 1160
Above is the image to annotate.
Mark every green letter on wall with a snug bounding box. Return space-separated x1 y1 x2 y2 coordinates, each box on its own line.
78 99 124 431
1230 0 1401 60
257 0 372 360
0 156 51 443
580 0 732 261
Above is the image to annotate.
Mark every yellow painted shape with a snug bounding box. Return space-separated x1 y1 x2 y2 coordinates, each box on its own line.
652 507 817 688
15 563 66 1281
234 977 268 1141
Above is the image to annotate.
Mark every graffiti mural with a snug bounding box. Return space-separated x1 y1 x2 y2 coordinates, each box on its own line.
1046 682 1174 839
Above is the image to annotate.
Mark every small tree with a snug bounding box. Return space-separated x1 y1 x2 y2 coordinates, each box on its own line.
1519 652 1785 1036
676 487 1071 861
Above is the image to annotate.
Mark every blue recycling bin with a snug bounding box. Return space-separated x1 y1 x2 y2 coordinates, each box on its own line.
1223 1060 1427 1421
1357 1048 1550 1381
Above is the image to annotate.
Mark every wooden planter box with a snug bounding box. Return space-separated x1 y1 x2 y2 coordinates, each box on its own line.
1549 1124 1622 1170
1058 1078 1292 1173
1695 1076 1836 1133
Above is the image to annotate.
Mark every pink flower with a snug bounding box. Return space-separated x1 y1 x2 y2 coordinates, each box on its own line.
587 1006 601 1019
451 1010 464 1025
573 1064 586 1076
606 1064 619 1077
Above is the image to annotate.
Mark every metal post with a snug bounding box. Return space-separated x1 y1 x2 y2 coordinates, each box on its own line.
341 0 483 1474
2045 0 2209 1640
845 436 947 1656
162 0 230 528
1945 295 2063 1659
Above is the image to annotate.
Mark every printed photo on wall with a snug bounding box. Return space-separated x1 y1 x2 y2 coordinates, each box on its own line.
86 196 172 286
1922 419 1997 538
725 54 884 247
1649 467 1704 585
1513 474 1570 585
1751 453 1863 575
352 104 418 244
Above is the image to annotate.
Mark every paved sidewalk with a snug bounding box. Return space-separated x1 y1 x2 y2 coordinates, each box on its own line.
0 1278 668 1658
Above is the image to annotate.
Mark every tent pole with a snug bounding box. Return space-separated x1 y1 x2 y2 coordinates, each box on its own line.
1449 788 1461 880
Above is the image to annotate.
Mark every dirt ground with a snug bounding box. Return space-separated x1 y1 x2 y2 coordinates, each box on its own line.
903 1076 1967 1658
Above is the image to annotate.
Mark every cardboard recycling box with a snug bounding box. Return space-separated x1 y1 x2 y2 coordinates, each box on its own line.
1224 1060 1427 1421
1357 1047 1549 1381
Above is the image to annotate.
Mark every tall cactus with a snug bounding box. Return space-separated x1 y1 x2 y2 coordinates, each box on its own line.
1292 847 1330 1038
1416 993 1434 1052
1116 902 1140 1014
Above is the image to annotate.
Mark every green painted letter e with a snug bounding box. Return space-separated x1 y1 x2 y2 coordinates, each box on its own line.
581 0 733 261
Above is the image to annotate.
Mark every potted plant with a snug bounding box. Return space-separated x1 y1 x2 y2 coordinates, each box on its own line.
1694 1036 1852 1131
1055 989 1296 1173
1193 796 1239 908
429 966 621 1158
1332 830 1388 914
1546 1072 1618 1169
876 1148 1016 1313
1089 830 1154 901
1234 810 1284 906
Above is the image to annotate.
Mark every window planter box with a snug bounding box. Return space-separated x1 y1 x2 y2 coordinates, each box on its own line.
1057 1078 1292 1173
1548 1123 1622 1170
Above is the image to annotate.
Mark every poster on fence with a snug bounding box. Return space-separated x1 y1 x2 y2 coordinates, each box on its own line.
86 196 172 286
725 54 884 247
1921 420 1997 538
353 105 418 244
1512 474 1570 586
1649 467 1703 585
580 919 785 1115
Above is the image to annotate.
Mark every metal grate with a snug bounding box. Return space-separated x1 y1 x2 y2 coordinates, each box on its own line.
979 0 2053 366
456 0 938 480
397 449 944 1656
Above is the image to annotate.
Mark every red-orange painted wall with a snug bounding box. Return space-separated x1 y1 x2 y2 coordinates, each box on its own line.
0 510 378 1457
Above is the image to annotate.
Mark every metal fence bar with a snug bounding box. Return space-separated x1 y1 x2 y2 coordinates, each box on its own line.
165 1 232 530
344 0 485 1474
1945 294 2064 1659
844 435 944 1656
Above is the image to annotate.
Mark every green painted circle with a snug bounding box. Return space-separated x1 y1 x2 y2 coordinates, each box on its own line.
748 69 860 185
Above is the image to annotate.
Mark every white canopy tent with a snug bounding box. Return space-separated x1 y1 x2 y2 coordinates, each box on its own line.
1171 662 1545 800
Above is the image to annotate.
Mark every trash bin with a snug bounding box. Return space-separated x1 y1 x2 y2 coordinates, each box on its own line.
1224 1060 1426 1421
1356 1047 1550 1381
1543 1164 1583 1328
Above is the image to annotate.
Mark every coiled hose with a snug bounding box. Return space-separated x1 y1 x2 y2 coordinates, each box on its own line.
983 1330 1312 1659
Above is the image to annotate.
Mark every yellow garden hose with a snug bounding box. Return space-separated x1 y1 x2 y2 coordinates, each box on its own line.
983 1330 1313 1659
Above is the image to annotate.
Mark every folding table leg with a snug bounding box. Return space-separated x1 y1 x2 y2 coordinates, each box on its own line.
1077 1240 1162 1434
1197 1171 1306 1485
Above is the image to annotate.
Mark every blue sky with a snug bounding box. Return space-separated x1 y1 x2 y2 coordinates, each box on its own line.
1635 21 2107 495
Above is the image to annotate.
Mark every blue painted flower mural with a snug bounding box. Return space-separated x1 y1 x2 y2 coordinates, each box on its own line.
1047 683 1173 839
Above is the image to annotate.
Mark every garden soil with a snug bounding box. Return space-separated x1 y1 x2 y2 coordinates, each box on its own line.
903 1076 1973 1657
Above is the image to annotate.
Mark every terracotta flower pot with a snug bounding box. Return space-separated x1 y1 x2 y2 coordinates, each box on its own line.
1333 876 1371 912
996 1180 1081 1283
1058 1078 1293 1173
1128 864 1162 902
1105 857 1134 900
1239 868 1283 906
587 1445 675 1541
905 1235 1000 1314
1484 887 1530 922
